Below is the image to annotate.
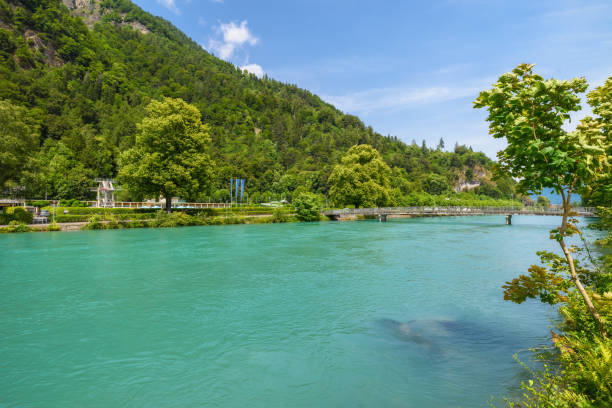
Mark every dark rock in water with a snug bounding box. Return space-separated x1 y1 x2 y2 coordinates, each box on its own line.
377 317 515 353
377 318 438 349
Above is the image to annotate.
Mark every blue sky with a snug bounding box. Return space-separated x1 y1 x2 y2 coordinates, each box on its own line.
133 0 612 158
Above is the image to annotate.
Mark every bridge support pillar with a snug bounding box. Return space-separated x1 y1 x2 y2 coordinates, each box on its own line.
378 214 387 222
505 214 512 225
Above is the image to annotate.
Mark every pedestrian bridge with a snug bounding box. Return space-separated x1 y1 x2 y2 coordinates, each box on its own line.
323 206 597 223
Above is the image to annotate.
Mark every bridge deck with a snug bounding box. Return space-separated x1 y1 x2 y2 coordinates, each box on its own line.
323 206 597 218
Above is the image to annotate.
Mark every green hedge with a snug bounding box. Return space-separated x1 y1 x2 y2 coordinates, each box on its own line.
52 213 157 223
53 214 91 223
1 207 33 224
0 213 12 225
182 207 278 216
42 207 150 215
43 206 278 217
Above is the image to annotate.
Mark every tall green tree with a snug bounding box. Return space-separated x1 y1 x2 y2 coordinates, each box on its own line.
422 173 450 195
118 98 214 212
474 64 611 329
328 144 392 208
0 100 42 195
581 76 612 206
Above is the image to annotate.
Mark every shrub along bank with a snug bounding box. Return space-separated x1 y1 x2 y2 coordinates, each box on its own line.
0 207 33 225
497 207 612 407
80 209 296 230
0 221 61 233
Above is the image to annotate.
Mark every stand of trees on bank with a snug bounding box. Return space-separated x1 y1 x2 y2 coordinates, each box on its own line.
0 0 519 206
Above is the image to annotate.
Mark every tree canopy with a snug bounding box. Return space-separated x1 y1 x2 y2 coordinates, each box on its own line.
475 63 611 329
328 144 393 208
118 98 214 212
581 77 612 206
474 63 609 197
0 100 41 192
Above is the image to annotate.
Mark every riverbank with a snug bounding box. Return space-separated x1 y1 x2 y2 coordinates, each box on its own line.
1 208 601 233
0 211 299 233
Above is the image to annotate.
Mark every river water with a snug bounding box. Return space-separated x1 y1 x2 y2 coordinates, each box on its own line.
0 216 596 407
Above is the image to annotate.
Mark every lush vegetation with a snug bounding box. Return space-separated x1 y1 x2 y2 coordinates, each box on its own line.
118 98 214 212
475 63 610 326
475 65 612 407
79 208 297 230
0 206 33 224
500 211 612 407
0 0 515 205
328 144 393 208
581 77 612 207
293 192 322 221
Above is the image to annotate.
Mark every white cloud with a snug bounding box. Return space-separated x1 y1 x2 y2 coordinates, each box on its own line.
241 63 264 77
322 84 486 114
157 0 180 14
208 20 258 60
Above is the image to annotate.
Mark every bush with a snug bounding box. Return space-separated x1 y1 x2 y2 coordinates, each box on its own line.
6 207 33 224
272 207 290 223
0 213 11 225
58 199 89 207
0 220 31 233
29 200 50 208
293 192 322 222
83 214 105 230
46 223 61 231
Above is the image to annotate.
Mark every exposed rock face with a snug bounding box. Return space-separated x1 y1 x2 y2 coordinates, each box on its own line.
24 29 62 66
454 181 481 193
62 0 92 10
62 0 151 34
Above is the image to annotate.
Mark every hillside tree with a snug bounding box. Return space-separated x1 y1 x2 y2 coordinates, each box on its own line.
328 144 392 208
0 100 41 195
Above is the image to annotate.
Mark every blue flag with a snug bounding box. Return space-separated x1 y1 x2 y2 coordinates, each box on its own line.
241 179 245 200
236 179 239 199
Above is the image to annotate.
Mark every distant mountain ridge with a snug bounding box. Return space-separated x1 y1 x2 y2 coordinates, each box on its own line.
0 0 514 201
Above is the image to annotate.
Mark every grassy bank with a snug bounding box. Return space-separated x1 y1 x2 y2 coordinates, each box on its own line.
80 209 297 231
0 207 299 233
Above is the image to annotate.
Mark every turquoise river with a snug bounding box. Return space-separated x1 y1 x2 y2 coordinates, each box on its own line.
0 216 597 407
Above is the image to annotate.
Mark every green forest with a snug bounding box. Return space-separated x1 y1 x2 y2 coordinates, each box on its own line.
0 0 519 205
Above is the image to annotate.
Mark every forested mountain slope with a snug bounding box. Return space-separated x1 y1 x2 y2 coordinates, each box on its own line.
0 0 514 202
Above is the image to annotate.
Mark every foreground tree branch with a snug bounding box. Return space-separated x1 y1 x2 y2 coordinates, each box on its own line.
474 64 610 332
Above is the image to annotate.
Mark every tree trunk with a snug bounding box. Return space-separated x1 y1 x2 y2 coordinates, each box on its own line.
165 195 172 213
559 189 606 333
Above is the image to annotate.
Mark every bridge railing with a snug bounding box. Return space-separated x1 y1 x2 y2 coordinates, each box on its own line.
323 206 598 216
